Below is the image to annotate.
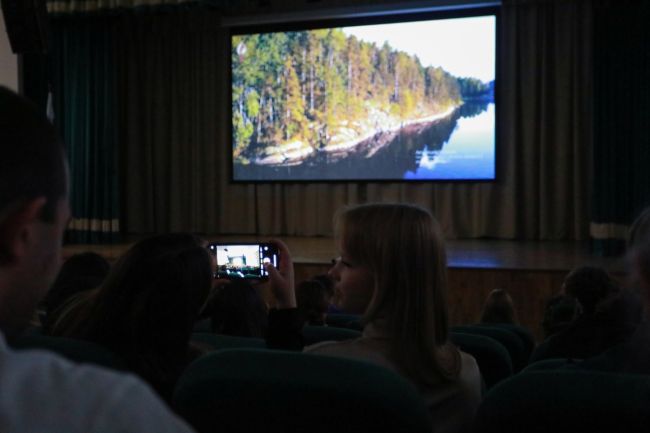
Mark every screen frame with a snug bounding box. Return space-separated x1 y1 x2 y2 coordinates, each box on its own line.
228 6 501 184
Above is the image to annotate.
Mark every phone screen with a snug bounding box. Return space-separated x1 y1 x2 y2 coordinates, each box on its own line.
208 242 279 280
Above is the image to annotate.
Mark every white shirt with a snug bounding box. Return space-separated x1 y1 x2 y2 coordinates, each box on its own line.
0 332 195 433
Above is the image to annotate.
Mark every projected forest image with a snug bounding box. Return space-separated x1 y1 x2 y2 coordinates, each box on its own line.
232 15 496 181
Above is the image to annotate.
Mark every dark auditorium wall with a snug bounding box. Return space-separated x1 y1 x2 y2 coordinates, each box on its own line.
45 0 600 241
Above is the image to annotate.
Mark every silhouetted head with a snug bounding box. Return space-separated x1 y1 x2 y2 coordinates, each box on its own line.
480 289 518 324
42 252 110 316
296 279 331 325
0 86 69 335
541 294 579 338
209 279 268 338
563 266 618 315
52 233 212 398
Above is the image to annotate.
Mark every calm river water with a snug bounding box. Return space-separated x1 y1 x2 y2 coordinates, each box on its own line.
234 102 495 181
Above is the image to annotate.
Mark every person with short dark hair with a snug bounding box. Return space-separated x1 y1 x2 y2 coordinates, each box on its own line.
574 207 650 373
296 278 331 326
563 266 619 315
0 86 194 432
531 266 641 363
540 294 579 339
208 279 268 338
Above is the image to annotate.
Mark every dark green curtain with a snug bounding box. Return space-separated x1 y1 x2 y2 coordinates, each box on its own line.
47 1 596 241
51 17 120 243
590 1 650 255
116 9 222 234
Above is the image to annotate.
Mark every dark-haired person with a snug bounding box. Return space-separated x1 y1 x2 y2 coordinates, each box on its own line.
530 266 642 363
573 208 650 373
49 233 213 402
40 251 110 332
479 288 518 324
209 278 269 337
0 86 193 432
296 278 331 326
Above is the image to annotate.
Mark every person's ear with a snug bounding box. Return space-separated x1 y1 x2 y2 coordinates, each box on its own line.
0 197 47 263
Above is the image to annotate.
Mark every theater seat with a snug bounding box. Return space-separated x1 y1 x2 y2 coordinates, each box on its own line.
301 325 361 346
173 348 431 433
9 334 126 370
325 313 363 331
477 323 535 361
522 358 575 373
450 332 513 389
474 370 650 433
453 325 528 371
191 333 266 350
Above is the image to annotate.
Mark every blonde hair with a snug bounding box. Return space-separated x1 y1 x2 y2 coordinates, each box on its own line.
336 203 460 386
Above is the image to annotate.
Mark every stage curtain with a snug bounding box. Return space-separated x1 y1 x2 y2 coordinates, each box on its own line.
116 10 225 234
50 17 121 243
52 2 593 240
242 0 593 239
590 1 650 255
46 0 197 15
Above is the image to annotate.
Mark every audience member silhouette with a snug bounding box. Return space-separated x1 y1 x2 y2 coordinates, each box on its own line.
575 207 650 373
40 252 110 332
0 86 193 432
480 289 518 324
49 233 212 402
296 278 332 325
208 279 268 338
267 203 482 433
531 266 641 362
311 273 343 314
540 294 579 339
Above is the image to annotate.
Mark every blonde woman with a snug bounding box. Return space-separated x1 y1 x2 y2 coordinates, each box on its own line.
268 203 481 433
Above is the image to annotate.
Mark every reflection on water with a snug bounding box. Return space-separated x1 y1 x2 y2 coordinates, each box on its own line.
234 102 495 181
405 103 495 180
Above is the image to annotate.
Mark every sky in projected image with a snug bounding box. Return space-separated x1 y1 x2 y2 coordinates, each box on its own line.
342 16 495 82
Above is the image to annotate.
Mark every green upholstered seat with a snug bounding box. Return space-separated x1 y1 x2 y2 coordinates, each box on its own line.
191 333 267 350
522 357 575 373
325 313 363 331
301 325 361 346
453 325 528 372
474 370 650 433
477 323 535 362
173 348 432 433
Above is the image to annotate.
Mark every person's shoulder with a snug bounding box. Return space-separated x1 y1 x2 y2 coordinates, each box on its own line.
1 347 194 433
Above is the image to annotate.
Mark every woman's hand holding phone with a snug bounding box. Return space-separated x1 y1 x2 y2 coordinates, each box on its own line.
264 239 296 309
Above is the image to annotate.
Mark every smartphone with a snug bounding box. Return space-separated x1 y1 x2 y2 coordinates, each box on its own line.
207 242 279 280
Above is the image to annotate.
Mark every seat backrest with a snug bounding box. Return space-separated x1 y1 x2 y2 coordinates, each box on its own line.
191 333 266 350
325 313 363 331
174 349 432 433
10 334 126 370
453 325 528 371
450 332 513 389
477 323 535 361
301 325 361 346
474 370 650 433
523 357 578 372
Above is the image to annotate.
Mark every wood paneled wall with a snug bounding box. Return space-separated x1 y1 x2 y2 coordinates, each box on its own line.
294 263 567 343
